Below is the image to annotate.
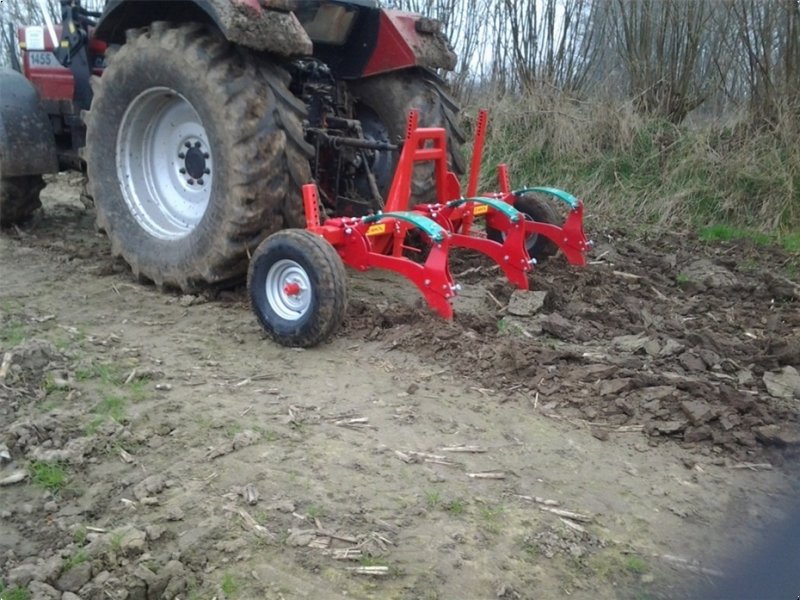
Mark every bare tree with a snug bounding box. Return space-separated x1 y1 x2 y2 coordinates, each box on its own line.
727 0 800 124
607 0 732 123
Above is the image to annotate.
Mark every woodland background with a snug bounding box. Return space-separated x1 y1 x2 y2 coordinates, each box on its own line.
2 0 798 240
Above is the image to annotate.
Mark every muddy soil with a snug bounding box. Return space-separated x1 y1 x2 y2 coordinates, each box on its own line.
1 174 799 600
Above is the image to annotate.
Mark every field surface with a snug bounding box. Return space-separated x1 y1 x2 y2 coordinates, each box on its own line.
1 175 799 600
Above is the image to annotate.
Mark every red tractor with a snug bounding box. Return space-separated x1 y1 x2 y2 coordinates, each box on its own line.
1 0 464 290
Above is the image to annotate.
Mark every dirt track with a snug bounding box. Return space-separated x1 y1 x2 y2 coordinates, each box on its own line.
1 174 799 600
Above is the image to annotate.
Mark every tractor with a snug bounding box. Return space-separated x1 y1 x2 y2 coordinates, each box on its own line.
1 0 464 289
1 0 589 347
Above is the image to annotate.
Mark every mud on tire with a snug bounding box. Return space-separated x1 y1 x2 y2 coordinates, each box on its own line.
85 22 312 291
248 229 347 348
0 176 44 226
348 69 465 205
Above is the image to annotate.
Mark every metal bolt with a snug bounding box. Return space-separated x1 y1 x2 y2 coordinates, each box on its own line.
188 179 195 185
185 141 192 148
203 152 210 159
195 141 202 148
424 279 431 286
345 228 352 235
454 284 462 292
179 168 186 174
197 179 204 185
178 152 186 159
503 255 509 261
204 168 211 175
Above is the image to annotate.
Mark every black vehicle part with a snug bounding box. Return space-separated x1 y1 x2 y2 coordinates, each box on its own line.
487 193 560 262
248 229 347 348
0 69 58 179
85 22 312 291
0 176 45 226
0 69 57 225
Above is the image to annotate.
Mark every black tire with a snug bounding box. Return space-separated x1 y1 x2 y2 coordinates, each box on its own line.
0 176 44 226
248 230 347 348
487 193 560 262
348 69 465 206
85 22 312 291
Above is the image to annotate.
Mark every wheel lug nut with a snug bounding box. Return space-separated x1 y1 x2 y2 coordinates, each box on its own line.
185 141 192 148
188 179 195 185
197 179 204 185
178 152 186 159
179 168 186 174
203 152 210 159
194 141 202 148
204 168 210 175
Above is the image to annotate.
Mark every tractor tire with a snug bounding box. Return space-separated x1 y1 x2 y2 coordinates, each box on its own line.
487 193 560 262
348 69 465 206
0 176 44 226
85 22 312 291
248 229 347 348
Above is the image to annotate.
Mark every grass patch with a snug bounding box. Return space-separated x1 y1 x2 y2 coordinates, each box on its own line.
478 91 800 233
425 490 441 508
75 363 123 385
305 505 325 520
221 572 238 598
62 550 88 572
73 525 88 545
0 586 31 600
28 461 67 493
109 532 123 553
0 322 26 347
625 555 649 574
86 395 126 434
445 499 466 515
700 224 771 246
478 505 505 533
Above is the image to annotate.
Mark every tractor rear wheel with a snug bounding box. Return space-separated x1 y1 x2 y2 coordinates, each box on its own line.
0 176 44 226
348 70 465 206
85 22 312 291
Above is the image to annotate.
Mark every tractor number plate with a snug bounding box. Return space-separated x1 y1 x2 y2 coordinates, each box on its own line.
366 224 387 236
472 204 489 216
27 51 67 70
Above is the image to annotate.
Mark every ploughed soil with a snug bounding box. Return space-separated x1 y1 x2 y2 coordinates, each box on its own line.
1 173 799 600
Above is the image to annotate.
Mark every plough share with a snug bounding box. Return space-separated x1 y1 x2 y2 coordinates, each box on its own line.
248 110 591 347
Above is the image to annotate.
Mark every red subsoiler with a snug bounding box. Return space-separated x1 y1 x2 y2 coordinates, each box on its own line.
247 110 591 347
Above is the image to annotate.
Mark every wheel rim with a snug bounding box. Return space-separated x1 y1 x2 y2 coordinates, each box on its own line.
266 259 312 321
521 213 540 252
496 213 539 252
117 88 213 240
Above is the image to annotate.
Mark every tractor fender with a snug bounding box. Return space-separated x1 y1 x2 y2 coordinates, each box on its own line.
313 8 456 79
94 0 312 57
0 69 58 178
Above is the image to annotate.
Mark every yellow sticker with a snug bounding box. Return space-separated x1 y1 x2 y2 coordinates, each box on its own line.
473 204 489 216
366 223 387 236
